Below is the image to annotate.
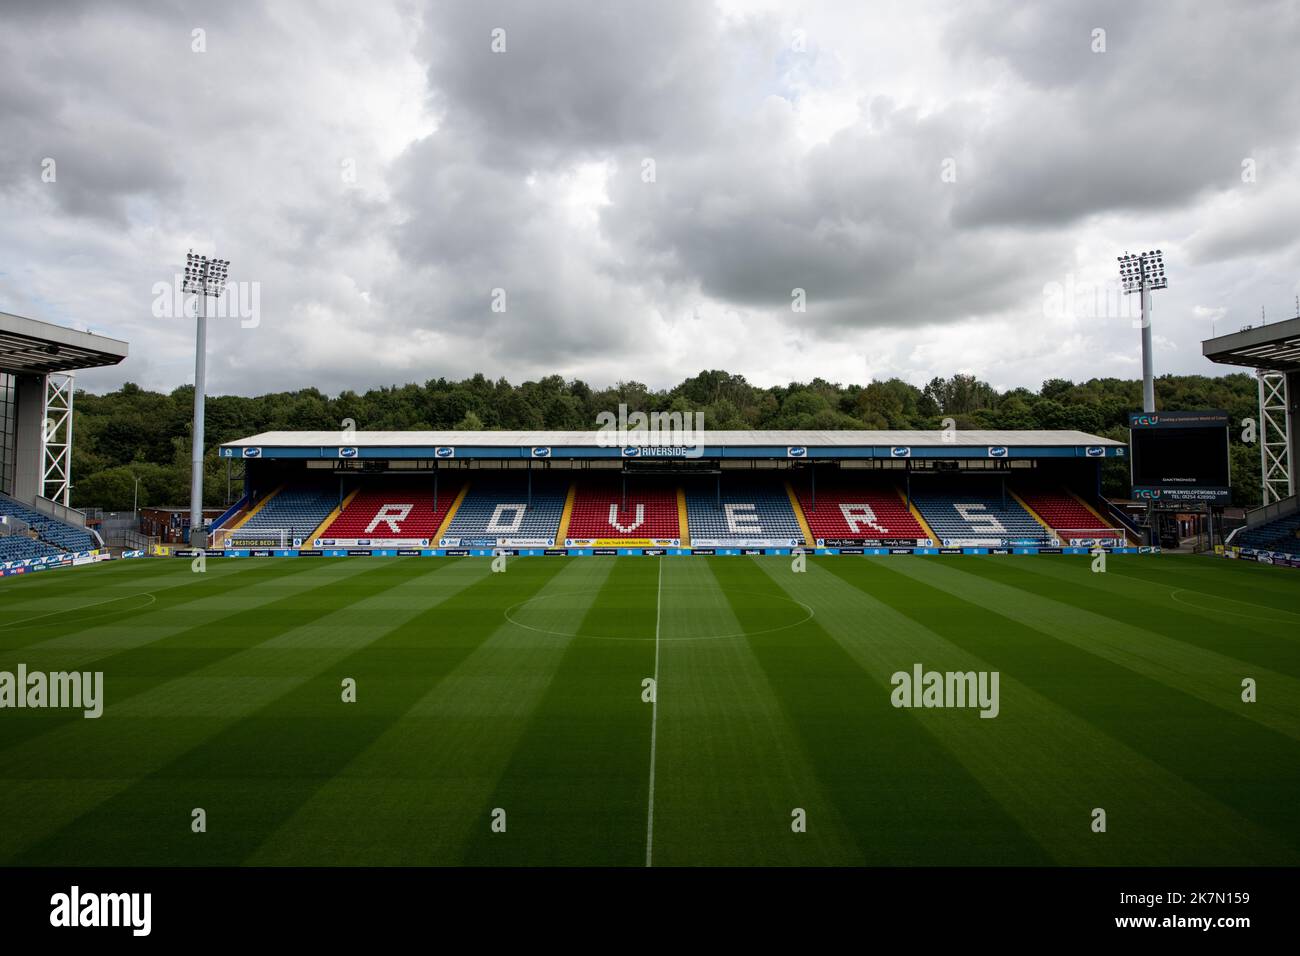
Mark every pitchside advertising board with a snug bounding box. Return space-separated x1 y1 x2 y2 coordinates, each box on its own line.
816 537 933 548
317 538 431 548
231 536 291 548
0 549 109 577
1128 409 1231 502
565 538 681 547
157 541 1151 558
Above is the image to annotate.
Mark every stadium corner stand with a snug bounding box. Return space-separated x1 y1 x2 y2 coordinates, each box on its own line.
1203 314 1300 566
0 311 127 577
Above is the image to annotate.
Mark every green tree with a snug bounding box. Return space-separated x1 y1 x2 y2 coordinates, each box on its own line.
67 371 1264 510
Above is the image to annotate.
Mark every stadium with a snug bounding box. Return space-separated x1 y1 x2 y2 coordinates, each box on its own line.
1 307 1297 875
4 0 1300 938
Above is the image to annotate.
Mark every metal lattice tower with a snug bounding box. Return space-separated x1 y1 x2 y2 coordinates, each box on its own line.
42 372 75 505
1258 370 1292 504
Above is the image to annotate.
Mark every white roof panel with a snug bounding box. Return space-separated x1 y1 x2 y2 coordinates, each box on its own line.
223 429 1123 448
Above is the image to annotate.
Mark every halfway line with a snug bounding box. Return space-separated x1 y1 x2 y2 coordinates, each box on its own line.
645 557 663 867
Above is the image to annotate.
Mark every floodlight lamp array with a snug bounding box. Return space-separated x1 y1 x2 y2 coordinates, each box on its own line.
183 250 231 297
1117 249 1167 294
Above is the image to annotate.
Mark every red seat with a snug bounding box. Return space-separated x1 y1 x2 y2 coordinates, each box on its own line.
795 485 926 539
566 483 680 540
1016 490 1115 535
321 484 460 539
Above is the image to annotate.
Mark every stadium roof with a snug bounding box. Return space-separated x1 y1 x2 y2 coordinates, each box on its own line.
225 429 1123 448
0 311 129 375
1202 315 1300 372
221 429 1125 461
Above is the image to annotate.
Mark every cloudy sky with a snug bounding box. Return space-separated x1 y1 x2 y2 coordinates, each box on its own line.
1 0 1298 397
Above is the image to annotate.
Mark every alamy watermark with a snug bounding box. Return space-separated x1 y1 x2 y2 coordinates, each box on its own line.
50 886 150 936
1042 274 1140 325
595 403 705 458
152 274 261 328
0 664 103 718
890 663 999 718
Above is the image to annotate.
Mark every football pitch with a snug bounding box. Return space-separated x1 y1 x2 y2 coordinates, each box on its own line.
1 554 1297 867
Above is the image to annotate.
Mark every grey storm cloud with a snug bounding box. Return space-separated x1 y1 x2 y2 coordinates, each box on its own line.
416 0 727 164
0 0 1296 397
597 97 1043 327
945 0 1300 227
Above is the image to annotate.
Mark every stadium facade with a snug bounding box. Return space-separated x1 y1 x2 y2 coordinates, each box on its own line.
207 428 1140 557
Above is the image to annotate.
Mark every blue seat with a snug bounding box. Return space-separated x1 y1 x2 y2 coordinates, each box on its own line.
912 492 1051 546
0 495 95 552
1234 513 1300 555
443 478 566 542
0 536 65 562
683 481 802 541
237 486 338 540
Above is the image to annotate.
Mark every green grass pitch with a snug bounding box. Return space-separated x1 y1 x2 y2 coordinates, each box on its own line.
1 554 1297 866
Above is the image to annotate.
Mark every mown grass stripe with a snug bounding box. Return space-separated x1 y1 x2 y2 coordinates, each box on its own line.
807 557 1294 865
712 557 1051 865
0 558 404 755
649 557 861 866
0 558 320 652
2 557 487 864
2 551 1295 867
869 557 1300 858
1108 557 1300 607
459 558 657 866
1010 555 1300 628
246 557 618 865
0 558 187 606
896 557 1300 741
960 556 1300 677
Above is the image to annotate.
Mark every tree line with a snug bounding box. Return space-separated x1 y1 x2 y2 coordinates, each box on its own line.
70 370 1262 510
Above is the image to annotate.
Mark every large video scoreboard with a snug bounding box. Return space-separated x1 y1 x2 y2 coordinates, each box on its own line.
1129 410 1231 502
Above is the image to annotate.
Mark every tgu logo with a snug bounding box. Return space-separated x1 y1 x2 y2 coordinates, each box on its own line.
435 447 455 458
890 446 911 458
787 447 807 458
531 447 551 458
1133 414 1160 426
242 447 261 458
338 447 358 459
1134 489 1162 500
987 446 1008 458
1085 446 1105 457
